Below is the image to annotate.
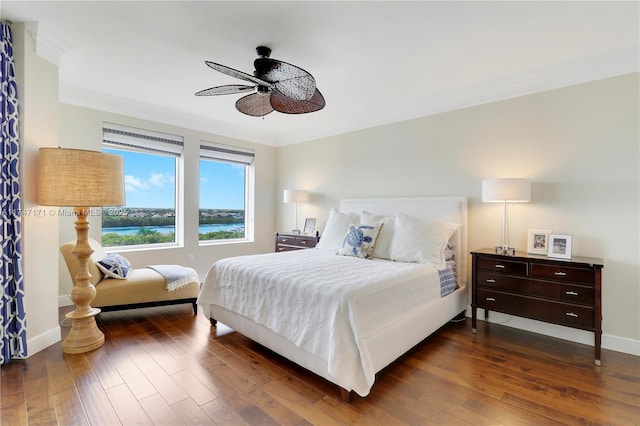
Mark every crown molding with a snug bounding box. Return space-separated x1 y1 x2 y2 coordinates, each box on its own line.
275 46 639 146
60 45 638 147
25 21 71 66
59 85 280 146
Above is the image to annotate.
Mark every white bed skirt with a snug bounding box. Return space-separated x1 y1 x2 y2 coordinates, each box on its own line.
204 285 467 395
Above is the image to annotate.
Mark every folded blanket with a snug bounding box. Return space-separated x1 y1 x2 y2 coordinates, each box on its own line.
147 264 199 291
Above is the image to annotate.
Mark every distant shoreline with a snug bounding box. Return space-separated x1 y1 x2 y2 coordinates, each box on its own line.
102 222 244 236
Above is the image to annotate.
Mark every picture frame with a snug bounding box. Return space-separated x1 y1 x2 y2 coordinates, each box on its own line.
547 234 572 259
527 229 551 255
303 218 316 235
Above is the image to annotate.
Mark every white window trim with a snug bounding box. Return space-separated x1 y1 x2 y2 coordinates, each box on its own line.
102 123 184 250
198 141 254 245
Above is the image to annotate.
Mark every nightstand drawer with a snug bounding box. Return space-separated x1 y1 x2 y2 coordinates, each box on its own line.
477 258 528 275
477 289 594 328
276 244 300 252
275 233 319 252
531 264 594 284
277 235 299 246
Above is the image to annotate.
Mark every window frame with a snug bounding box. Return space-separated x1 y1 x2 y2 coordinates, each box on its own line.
198 141 255 246
101 123 184 251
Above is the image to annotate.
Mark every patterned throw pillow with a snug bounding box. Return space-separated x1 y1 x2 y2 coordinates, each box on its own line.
96 253 132 279
338 223 383 259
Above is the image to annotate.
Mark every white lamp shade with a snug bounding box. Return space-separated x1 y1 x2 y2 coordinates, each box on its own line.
482 178 531 203
38 147 125 207
283 189 310 204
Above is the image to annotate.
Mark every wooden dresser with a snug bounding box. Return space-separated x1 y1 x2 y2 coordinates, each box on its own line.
275 232 320 252
471 248 604 365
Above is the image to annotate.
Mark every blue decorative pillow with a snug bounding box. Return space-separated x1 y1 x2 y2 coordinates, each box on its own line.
96 253 131 279
338 223 383 259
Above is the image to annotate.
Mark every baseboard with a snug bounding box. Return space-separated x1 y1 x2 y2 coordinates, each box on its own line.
466 308 640 357
27 325 61 357
58 294 72 307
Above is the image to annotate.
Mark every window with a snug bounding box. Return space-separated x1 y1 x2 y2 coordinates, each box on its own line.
101 124 183 248
199 142 254 243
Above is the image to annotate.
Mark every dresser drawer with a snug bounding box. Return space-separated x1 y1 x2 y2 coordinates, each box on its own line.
477 289 594 329
530 264 594 284
477 258 528 275
477 272 594 304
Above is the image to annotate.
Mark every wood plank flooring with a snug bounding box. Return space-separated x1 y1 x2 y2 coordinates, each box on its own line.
2 304 638 425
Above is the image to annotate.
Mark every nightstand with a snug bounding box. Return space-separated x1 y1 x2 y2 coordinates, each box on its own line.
471 248 604 365
275 232 320 252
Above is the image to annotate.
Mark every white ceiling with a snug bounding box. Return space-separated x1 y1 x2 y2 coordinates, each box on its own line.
2 1 638 146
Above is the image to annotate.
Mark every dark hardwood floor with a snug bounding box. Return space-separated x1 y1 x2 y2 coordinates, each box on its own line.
2 304 638 425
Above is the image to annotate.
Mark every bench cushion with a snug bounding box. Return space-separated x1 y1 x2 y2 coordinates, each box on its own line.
60 238 199 310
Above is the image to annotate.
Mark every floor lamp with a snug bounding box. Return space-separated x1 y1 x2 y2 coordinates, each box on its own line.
482 178 531 255
283 189 309 234
38 148 125 354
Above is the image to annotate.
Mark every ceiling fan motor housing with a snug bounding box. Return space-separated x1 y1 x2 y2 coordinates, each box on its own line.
256 46 272 58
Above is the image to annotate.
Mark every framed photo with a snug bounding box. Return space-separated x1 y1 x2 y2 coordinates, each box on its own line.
303 218 316 235
527 229 551 255
548 234 572 259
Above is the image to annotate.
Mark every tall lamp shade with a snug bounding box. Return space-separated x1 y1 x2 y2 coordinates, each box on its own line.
38 148 125 354
38 148 125 206
482 178 531 255
283 189 309 234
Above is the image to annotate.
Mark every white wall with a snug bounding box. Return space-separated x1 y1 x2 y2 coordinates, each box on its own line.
12 24 62 354
56 104 277 296
276 73 640 352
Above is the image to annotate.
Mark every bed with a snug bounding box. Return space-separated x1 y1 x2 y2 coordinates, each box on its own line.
197 196 468 401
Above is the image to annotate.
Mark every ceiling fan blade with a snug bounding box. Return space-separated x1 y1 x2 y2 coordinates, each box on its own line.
205 61 272 88
270 88 325 114
235 93 274 117
254 58 316 101
195 85 255 96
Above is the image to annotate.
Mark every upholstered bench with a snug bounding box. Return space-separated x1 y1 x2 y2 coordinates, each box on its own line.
60 238 199 314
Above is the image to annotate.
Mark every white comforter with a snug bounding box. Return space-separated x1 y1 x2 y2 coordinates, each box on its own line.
197 249 443 396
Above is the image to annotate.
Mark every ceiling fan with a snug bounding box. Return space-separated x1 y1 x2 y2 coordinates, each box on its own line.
196 46 325 117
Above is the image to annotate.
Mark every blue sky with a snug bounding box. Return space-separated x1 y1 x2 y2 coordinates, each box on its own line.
105 148 245 209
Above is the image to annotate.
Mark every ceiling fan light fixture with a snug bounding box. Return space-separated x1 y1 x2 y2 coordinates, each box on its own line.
197 46 325 116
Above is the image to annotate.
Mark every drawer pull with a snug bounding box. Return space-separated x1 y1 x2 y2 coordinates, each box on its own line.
300 240 308 245
565 312 578 318
555 271 567 276
486 279 496 283
281 238 289 242
494 264 506 269
565 291 579 296
485 297 496 302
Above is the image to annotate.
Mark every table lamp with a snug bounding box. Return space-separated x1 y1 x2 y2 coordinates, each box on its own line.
38 147 125 354
283 189 309 234
482 178 531 255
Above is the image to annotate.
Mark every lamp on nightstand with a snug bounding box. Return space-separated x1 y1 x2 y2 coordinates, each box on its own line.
38 147 125 354
283 189 309 234
482 178 531 255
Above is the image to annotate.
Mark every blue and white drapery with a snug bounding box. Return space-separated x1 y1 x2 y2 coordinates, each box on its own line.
0 21 27 363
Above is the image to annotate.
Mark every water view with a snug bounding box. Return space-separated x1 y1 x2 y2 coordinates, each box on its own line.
102 223 245 236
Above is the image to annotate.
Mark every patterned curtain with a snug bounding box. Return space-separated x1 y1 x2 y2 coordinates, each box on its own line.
0 21 27 363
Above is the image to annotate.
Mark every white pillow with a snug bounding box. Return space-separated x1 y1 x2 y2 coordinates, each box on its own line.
338 223 383 259
360 210 394 259
315 208 360 253
388 212 459 269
